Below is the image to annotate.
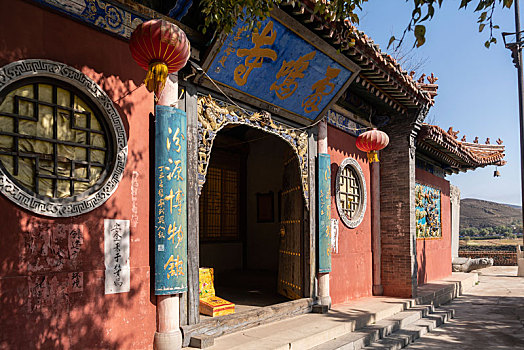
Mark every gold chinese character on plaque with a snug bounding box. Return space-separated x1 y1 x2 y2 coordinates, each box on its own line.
302 66 341 113
165 160 184 182
164 188 185 214
167 220 184 248
234 21 277 86
164 254 184 279
270 51 316 100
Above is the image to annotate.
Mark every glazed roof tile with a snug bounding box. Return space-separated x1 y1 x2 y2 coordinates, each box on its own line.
417 124 506 173
281 1 437 113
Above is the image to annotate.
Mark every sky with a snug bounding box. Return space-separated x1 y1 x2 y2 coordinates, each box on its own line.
355 1 522 205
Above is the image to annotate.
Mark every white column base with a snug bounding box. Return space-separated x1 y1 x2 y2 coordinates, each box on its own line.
154 330 182 350
518 258 524 277
318 273 331 308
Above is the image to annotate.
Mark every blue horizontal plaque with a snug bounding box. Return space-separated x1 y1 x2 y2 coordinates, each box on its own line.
206 15 354 122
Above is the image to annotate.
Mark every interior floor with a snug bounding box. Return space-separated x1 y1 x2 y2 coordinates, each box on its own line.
200 270 289 319
199 126 302 319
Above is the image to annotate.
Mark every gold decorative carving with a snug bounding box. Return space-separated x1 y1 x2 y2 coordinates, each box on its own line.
197 95 310 208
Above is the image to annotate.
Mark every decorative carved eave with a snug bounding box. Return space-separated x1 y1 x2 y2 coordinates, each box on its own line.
417 124 506 174
197 95 310 208
280 0 437 115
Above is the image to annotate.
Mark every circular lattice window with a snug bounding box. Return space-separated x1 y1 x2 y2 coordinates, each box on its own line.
0 59 127 217
335 158 367 228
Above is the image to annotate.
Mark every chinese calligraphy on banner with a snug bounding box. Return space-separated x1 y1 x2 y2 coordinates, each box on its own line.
104 219 130 294
155 106 188 295
206 16 354 122
318 153 332 273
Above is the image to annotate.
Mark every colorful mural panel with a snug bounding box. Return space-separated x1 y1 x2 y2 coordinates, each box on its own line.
206 16 354 122
415 183 442 239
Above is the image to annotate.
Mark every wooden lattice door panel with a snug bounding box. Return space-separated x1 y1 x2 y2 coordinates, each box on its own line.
277 154 304 300
199 149 242 241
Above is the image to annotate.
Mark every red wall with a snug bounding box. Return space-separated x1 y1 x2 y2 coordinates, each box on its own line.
327 125 373 305
415 168 452 285
0 1 156 349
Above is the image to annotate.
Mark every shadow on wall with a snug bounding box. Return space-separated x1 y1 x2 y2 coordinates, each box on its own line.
0 209 142 349
0 77 156 348
418 238 428 285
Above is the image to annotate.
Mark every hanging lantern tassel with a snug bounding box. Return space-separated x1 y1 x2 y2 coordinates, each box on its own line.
366 150 379 163
129 19 190 96
145 62 169 94
494 167 501 177
356 128 390 163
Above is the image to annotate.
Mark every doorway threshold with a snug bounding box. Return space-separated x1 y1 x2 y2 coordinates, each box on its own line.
181 297 314 348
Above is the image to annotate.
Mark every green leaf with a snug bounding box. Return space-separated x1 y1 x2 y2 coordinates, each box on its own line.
414 24 426 47
479 11 487 22
412 7 422 21
479 23 486 32
388 36 396 49
421 4 435 22
475 2 486 12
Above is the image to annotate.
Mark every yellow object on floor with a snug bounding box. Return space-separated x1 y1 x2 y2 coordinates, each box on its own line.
199 267 235 317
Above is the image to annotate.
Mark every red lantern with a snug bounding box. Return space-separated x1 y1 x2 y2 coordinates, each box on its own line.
356 128 389 163
129 19 190 94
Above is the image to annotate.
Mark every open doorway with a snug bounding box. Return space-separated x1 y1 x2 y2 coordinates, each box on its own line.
198 125 305 315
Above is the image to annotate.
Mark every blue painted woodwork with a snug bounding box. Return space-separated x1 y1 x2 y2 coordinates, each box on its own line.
31 0 146 39
318 153 332 273
155 106 188 294
326 110 366 137
206 16 354 122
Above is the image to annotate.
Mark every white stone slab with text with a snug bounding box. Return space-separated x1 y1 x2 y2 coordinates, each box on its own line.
104 219 130 294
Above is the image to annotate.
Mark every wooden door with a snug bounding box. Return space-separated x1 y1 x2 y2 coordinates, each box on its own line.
277 153 304 300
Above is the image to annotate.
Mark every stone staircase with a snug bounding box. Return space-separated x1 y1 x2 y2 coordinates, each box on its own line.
310 304 454 350
184 272 477 350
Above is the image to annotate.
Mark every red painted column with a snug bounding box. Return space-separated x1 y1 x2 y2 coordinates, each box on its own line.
154 74 183 350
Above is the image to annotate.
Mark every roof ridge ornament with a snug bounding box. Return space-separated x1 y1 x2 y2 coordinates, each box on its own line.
447 127 459 139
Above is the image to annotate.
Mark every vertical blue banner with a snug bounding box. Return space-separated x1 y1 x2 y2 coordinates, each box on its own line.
318 153 332 273
154 106 188 295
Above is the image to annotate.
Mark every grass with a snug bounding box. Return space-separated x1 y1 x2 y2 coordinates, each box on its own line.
460 238 522 247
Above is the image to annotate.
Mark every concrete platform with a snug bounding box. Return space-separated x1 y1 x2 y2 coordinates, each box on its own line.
184 272 478 350
406 266 524 350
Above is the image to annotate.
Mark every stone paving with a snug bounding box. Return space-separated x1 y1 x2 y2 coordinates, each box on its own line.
406 266 524 350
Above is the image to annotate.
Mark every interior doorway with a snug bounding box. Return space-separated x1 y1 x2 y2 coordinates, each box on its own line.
198 124 305 314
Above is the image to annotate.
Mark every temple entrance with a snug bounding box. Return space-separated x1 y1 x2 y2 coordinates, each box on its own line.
198 125 305 315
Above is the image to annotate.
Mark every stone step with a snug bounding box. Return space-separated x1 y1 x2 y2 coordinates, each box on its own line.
191 298 416 350
183 272 477 350
310 306 453 350
362 309 454 350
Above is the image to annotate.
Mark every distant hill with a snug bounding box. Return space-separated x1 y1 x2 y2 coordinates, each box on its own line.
460 198 522 229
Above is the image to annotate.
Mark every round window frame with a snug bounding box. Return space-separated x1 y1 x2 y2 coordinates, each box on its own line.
335 157 367 228
0 59 127 217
